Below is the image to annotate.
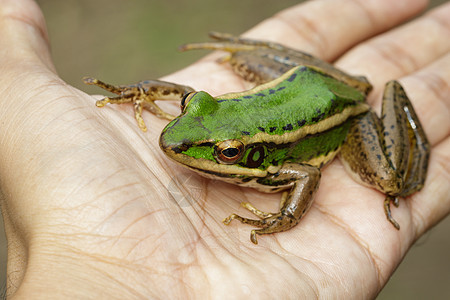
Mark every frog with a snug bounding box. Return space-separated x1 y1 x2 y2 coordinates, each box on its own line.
84 32 430 244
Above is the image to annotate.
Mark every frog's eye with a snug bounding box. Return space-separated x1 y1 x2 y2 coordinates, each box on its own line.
181 92 197 111
215 140 245 164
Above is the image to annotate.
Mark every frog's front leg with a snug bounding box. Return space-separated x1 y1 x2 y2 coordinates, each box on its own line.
223 164 320 244
340 81 430 229
83 77 194 131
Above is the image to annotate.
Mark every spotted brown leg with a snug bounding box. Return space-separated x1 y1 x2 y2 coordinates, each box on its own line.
179 32 372 94
83 77 194 131
340 81 429 229
223 164 320 244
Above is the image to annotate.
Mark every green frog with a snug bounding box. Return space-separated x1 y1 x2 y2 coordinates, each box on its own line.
84 33 429 244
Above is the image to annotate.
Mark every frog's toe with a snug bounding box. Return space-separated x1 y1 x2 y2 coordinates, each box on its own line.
250 230 259 244
222 213 266 227
386 215 401 230
240 201 274 218
393 197 400 207
95 98 109 107
222 214 235 225
136 118 147 132
82 76 96 85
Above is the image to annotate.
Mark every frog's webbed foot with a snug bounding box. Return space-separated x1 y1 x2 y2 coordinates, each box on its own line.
384 196 400 230
224 199 302 244
83 77 194 131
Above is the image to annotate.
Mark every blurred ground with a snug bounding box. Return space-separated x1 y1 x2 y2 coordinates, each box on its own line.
1 0 449 298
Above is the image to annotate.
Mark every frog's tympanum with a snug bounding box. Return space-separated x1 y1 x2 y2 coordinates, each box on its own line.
84 33 429 244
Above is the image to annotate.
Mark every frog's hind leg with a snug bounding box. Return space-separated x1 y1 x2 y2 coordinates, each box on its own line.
180 32 372 93
340 81 429 229
393 83 430 196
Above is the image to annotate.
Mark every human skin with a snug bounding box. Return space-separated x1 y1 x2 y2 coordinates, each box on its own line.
0 0 449 298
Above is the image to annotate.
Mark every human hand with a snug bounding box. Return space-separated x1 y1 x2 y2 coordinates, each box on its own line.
0 0 449 298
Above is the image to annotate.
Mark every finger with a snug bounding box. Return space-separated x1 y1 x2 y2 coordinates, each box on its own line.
410 137 450 238
395 53 450 239
337 2 450 90
243 0 428 60
0 0 55 72
400 52 450 146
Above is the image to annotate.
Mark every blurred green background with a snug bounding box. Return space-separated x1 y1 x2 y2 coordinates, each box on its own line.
1 0 449 298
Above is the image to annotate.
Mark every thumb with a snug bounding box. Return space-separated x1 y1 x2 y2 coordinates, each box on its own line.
0 0 55 73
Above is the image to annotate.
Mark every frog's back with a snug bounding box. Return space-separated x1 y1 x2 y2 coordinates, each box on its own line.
207 66 368 141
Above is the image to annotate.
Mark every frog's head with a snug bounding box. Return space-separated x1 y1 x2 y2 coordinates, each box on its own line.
159 91 268 179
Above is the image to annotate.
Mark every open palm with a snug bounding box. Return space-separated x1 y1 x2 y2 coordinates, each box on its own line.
1 0 449 298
